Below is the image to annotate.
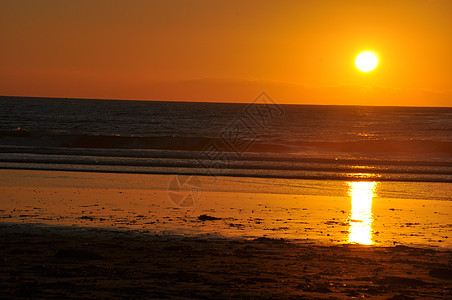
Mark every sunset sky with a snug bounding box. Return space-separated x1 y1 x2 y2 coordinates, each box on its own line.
1 0 451 106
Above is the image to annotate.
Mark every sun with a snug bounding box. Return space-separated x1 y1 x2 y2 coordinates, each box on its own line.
355 51 378 72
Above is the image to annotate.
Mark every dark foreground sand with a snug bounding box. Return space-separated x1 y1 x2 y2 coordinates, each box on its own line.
0 223 450 299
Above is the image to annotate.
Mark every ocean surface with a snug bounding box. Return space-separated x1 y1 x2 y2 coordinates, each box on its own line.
1 96 451 182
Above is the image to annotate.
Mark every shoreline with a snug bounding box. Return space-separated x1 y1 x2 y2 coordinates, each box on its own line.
1 164 452 183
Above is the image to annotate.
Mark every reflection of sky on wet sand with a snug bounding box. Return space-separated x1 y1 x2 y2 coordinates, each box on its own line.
1 170 451 248
348 182 377 245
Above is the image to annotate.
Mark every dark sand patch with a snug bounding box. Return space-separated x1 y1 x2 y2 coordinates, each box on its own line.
0 223 450 299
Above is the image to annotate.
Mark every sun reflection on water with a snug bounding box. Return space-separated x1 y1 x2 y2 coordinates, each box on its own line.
347 181 377 245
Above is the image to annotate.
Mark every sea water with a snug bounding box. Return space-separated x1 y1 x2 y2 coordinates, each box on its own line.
0 96 451 182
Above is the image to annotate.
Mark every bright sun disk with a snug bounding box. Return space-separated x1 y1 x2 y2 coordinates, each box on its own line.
355 51 378 72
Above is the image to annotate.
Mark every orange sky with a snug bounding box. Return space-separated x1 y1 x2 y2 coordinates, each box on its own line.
1 0 451 106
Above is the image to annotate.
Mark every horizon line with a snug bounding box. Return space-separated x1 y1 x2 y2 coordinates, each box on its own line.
1 94 451 109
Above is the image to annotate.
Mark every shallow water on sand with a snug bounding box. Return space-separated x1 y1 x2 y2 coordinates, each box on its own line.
0 169 450 249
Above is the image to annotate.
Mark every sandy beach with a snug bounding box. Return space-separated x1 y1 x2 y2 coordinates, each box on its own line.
0 169 451 298
0 222 451 299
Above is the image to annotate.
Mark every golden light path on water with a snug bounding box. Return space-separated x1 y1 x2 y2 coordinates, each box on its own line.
347 182 377 245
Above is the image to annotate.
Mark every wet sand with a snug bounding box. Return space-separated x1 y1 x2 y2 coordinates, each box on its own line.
0 169 451 298
0 169 450 248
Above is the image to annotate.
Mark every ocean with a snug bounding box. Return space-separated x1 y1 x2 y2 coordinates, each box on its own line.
1 95 451 183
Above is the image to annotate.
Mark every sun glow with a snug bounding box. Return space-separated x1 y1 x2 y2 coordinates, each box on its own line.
347 181 377 245
355 51 378 72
